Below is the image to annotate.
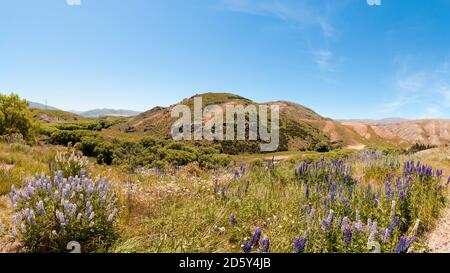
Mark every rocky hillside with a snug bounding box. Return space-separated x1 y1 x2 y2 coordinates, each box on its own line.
30 108 86 123
342 119 450 146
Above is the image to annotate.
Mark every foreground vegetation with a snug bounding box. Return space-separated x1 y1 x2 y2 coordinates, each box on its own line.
0 92 449 253
1 141 448 253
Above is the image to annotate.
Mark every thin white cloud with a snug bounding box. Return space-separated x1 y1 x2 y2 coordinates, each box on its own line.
423 105 442 118
220 0 334 37
312 50 333 70
66 0 81 6
395 72 427 93
381 57 450 117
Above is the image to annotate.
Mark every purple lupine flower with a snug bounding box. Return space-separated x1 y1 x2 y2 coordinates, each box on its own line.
385 178 392 198
293 237 307 253
388 216 400 233
261 236 270 253
343 226 352 246
36 200 46 215
86 200 92 211
233 170 240 180
341 217 349 230
101 195 107 205
353 210 363 232
395 236 416 253
53 190 59 201
305 183 309 200
242 241 252 253
11 227 18 238
447 176 450 186
382 228 389 241
306 203 312 214
221 185 227 198
343 198 350 211
384 216 400 241
368 227 379 243
251 227 262 246
331 181 338 193
214 179 219 194
322 210 334 230
107 212 115 222
390 201 396 218
366 184 372 201
20 223 27 234
230 213 237 225
56 210 65 226
399 191 405 202
87 183 94 195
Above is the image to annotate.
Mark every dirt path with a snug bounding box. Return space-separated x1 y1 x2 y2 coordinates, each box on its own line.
427 207 450 253
415 148 450 253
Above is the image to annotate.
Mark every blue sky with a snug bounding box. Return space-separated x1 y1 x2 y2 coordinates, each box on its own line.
1 0 450 119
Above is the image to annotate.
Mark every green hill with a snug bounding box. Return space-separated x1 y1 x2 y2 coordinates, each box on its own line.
117 92 361 152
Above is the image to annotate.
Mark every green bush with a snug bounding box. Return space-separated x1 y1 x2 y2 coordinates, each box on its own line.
315 141 331 153
50 130 96 146
160 149 197 166
93 142 115 165
0 93 37 144
198 153 232 168
55 119 121 132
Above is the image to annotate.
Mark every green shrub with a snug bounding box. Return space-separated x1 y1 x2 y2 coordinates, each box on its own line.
93 142 115 165
160 149 197 166
50 130 96 146
0 93 37 144
315 141 331 153
198 153 232 168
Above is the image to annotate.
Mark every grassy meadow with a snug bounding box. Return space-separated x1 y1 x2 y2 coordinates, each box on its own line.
1 139 448 253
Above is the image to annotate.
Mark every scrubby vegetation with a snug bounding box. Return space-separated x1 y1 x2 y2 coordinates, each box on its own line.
408 143 438 154
0 93 36 144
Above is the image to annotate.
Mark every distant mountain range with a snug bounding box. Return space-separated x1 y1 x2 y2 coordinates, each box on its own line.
28 102 60 111
337 118 409 125
70 109 141 118
29 101 140 118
